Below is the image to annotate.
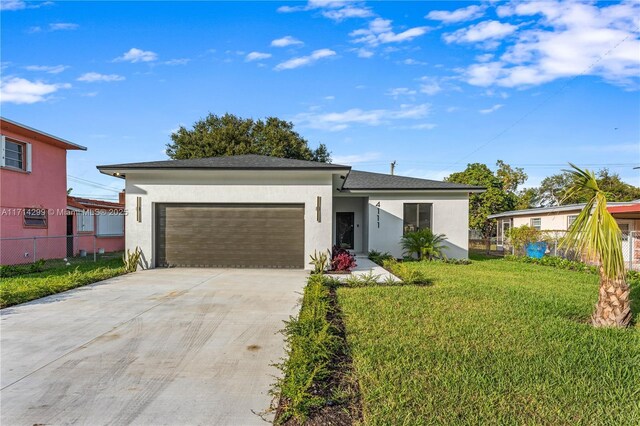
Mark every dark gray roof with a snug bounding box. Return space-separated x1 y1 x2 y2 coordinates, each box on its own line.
342 170 484 191
97 154 350 171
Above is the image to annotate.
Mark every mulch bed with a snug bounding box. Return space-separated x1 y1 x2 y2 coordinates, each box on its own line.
275 287 362 426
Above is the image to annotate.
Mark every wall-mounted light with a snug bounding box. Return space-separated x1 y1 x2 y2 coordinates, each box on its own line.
316 196 322 223
136 197 142 222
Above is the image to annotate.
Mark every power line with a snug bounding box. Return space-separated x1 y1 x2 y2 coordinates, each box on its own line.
67 175 122 193
438 28 639 174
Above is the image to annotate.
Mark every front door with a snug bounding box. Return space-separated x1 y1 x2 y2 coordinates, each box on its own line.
336 212 355 249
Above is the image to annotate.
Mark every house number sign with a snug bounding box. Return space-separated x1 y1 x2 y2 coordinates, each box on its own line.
375 202 381 228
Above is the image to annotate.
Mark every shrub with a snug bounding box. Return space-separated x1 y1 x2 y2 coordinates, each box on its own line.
309 250 330 274
382 258 430 285
400 229 447 260
273 275 339 424
123 247 142 273
343 272 382 288
367 250 394 266
330 246 357 272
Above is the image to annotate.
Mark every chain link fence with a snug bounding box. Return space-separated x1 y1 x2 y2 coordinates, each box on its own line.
0 235 115 270
470 230 640 271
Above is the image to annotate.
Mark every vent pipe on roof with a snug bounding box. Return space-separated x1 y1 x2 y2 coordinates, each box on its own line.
390 160 397 176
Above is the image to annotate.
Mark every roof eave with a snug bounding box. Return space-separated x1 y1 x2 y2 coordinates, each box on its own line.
1 117 87 151
340 187 485 193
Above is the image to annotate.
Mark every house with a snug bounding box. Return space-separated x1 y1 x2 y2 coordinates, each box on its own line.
0 117 86 265
488 202 640 268
97 155 483 270
66 195 125 256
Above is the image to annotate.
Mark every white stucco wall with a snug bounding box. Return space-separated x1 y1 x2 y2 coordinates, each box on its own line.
123 170 337 269
510 210 582 231
365 192 470 259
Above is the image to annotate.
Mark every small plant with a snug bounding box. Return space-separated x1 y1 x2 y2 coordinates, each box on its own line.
30 259 46 273
309 250 330 274
367 250 394 265
382 274 401 286
400 229 448 261
343 272 382 288
123 247 142 273
382 258 430 285
330 246 357 272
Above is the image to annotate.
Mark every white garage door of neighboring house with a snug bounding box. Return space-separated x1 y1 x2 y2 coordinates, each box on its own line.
155 203 305 268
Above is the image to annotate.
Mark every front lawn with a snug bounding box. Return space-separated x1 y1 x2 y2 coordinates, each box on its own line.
0 256 125 308
338 255 640 425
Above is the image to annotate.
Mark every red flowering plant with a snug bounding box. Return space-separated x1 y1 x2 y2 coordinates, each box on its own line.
330 245 357 272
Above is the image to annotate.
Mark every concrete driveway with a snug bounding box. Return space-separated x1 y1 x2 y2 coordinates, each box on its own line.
1 268 306 425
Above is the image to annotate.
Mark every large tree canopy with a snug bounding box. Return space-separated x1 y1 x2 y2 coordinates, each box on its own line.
535 168 640 207
166 113 331 162
445 161 527 239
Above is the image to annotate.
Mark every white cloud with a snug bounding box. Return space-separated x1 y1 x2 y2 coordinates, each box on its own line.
277 1 372 21
354 48 374 58
322 5 373 21
25 64 69 74
406 123 437 130
332 151 381 164
1 0 52 11
0 77 71 104
444 20 518 44
49 23 79 31
419 77 442 95
77 72 125 82
426 5 486 23
479 103 504 114
351 18 431 47
246 51 272 62
386 87 417 98
475 53 495 62
446 106 460 113
292 103 431 131
114 48 158 63
275 48 336 70
164 58 190 65
271 36 304 47
402 58 427 65
463 0 640 88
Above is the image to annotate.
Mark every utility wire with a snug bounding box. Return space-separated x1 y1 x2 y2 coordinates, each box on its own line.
438 28 639 174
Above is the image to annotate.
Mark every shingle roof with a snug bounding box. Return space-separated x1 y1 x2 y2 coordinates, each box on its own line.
342 170 484 191
97 154 350 171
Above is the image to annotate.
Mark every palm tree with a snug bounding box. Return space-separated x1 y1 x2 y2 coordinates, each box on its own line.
401 228 448 261
560 164 631 328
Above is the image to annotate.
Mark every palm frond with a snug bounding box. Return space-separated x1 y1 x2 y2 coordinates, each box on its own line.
559 164 624 279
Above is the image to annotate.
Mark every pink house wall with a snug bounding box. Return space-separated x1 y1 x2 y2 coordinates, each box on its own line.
0 127 69 264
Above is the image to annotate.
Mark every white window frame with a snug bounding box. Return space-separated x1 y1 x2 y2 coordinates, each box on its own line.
1 136 32 172
96 213 124 236
530 218 541 230
77 211 95 233
567 215 578 229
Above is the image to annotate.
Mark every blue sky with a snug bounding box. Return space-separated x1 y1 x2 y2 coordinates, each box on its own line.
1 0 639 200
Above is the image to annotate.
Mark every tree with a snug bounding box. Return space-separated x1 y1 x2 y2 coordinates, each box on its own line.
446 161 527 251
537 168 640 207
515 187 538 210
560 164 631 328
166 113 331 162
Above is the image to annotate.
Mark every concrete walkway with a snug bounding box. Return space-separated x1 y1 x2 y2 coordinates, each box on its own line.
327 255 401 282
1 268 306 425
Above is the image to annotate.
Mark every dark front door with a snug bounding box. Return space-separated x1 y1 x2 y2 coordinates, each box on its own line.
66 215 74 257
336 212 355 250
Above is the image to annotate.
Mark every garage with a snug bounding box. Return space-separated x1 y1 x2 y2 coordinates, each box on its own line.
155 203 305 268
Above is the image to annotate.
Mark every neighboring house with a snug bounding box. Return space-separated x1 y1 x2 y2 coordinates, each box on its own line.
66 195 125 256
0 117 86 265
488 201 640 267
98 155 483 270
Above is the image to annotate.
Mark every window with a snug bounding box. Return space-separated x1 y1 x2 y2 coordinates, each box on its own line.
567 215 577 229
530 218 541 230
77 211 94 232
4 139 25 170
619 223 630 242
403 203 432 234
23 208 47 228
97 213 124 236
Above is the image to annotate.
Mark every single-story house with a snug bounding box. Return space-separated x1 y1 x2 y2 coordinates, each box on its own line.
66 195 125 256
98 155 483 270
488 201 640 267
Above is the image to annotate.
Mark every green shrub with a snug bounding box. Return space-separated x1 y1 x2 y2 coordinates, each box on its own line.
367 250 394 266
400 229 447 260
273 275 340 424
342 272 382 288
309 250 330 274
382 258 430 285
122 247 142 273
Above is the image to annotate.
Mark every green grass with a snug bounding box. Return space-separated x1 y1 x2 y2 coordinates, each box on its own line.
0 256 125 308
337 255 640 425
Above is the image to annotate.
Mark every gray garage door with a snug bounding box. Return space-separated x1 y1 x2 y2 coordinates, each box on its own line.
155 204 304 268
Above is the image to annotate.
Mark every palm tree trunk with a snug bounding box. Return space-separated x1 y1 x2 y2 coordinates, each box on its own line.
592 269 632 327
